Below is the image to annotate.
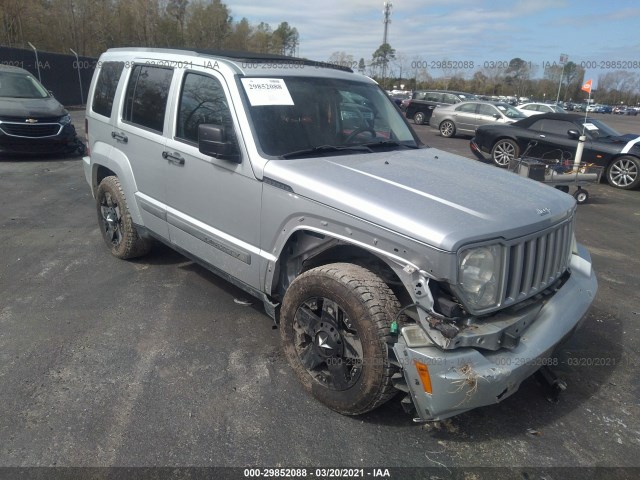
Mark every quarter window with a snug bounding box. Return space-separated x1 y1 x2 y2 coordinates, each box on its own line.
122 65 173 132
92 62 124 118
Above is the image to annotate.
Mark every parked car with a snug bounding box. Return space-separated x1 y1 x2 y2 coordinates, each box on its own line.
84 48 596 422
627 106 639 116
388 92 411 111
429 100 526 138
470 112 640 189
516 102 566 116
0 65 84 155
405 90 477 125
595 105 612 114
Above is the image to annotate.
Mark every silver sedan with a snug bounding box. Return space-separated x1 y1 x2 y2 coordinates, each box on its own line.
429 101 526 138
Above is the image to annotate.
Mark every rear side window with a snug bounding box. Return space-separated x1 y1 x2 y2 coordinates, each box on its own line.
456 103 477 113
123 65 173 132
92 62 124 117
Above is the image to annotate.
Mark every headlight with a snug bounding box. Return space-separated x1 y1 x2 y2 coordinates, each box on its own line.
59 114 71 125
458 245 502 309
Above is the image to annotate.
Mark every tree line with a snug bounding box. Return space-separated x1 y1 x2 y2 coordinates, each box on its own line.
332 46 640 106
0 0 299 57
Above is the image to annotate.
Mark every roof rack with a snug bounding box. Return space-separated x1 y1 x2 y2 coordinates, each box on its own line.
107 47 353 73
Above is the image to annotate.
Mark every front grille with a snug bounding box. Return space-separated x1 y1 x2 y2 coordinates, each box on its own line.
501 217 574 307
0 122 62 138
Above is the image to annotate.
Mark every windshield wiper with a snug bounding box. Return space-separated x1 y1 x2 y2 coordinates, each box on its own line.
281 144 372 159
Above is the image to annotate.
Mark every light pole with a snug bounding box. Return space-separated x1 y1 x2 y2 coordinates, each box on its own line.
27 42 41 82
70 48 84 105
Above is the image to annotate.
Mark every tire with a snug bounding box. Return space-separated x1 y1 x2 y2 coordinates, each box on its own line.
96 176 150 259
280 263 400 416
573 189 589 204
606 156 640 190
491 139 519 168
439 120 456 138
413 112 425 125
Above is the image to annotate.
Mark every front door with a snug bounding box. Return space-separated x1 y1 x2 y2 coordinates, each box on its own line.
163 69 262 290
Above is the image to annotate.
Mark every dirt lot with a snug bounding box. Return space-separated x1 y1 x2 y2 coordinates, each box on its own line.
0 111 638 479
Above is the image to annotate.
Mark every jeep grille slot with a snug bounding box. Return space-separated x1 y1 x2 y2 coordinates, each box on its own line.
502 218 574 306
0 122 62 138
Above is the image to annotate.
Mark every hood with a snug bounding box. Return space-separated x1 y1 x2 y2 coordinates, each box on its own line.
599 133 640 152
263 148 576 252
0 97 67 118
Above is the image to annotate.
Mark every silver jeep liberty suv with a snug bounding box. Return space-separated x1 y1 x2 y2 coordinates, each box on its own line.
83 48 597 421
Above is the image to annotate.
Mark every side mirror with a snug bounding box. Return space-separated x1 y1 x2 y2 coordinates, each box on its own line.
198 124 241 163
567 129 580 140
493 113 501 120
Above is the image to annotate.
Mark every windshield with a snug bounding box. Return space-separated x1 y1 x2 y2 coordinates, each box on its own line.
495 103 526 119
551 105 565 113
242 77 418 157
0 71 49 99
581 119 621 138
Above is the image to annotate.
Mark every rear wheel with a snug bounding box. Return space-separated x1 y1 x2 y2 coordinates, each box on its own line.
280 263 400 415
439 120 456 138
491 139 519 167
413 112 425 125
96 176 150 259
606 156 640 190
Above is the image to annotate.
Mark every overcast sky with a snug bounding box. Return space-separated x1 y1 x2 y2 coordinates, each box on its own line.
229 0 640 84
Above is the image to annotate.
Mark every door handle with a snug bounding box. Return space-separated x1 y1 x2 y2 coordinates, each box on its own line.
111 131 128 143
539 134 546 138
162 151 185 166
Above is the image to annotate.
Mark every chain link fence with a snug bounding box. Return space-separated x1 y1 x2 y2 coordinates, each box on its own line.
1 46 97 107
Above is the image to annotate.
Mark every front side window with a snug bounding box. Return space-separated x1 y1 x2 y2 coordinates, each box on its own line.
176 73 233 144
243 77 418 157
530 119 575 135
123 65 173 132
444 93 460 104
477 104 498 117
92 61 124 118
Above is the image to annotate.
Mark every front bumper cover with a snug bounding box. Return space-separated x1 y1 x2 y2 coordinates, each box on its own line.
394 243 597 421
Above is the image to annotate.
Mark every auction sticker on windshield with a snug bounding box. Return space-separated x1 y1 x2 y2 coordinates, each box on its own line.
241 78 294 106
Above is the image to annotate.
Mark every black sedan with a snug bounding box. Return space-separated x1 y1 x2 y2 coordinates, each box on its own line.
470 113 640 189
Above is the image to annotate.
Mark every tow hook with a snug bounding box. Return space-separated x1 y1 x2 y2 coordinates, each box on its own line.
535 366 567 403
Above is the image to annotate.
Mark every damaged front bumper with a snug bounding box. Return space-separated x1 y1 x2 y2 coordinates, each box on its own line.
394 243 597 421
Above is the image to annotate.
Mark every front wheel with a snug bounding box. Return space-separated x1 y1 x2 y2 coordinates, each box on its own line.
606 156 640 190
439 120 456 138
96 176 150 259
280 263 400 416
491 139 519 167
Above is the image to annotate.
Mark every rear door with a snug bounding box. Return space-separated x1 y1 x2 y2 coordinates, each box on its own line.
451 102 478 133
116 64 175 239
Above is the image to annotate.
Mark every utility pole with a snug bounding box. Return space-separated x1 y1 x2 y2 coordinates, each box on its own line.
381 2 392 88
